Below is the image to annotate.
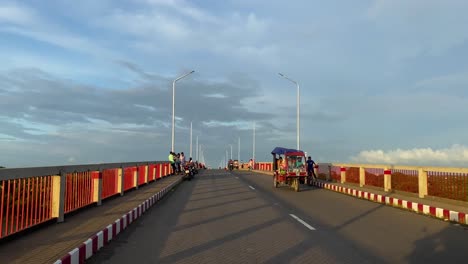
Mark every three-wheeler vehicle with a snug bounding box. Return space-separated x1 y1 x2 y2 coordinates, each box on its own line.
271 147 311 192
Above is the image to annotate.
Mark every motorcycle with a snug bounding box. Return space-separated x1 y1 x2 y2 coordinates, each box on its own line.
183 164 194 181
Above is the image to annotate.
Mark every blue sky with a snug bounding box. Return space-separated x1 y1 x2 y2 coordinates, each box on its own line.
1 0 468 168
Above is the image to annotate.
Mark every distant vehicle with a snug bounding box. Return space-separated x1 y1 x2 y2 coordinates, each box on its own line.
271 147 310 192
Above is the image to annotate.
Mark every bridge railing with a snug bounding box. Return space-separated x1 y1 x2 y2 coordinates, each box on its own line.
253 161 468 203
0 161 172 239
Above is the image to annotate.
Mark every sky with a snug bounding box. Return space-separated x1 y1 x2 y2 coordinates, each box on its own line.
1 0 468 168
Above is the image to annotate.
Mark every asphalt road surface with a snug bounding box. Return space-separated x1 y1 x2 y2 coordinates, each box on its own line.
87 170 468 264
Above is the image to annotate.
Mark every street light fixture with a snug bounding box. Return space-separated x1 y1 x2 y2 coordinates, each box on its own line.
278 73 300 150
171 70 195 152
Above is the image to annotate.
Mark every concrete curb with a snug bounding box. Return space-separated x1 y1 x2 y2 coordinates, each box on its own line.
53 176 182 264
251 170 467 226
311 181 467 226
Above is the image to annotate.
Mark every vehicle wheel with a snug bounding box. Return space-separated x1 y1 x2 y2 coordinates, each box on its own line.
294 179 300 192
273 175 278 188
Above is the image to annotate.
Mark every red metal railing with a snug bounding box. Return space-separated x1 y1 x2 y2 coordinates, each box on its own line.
316 165 327 180
64 172 94 214
167 164 172 176
331 166 341 182
138 166 146 186
0 161 171 241
102 169 119 199
155 164 161 179
365 168 384 188
255 162 272 171
428 171 468 202
123 167 136 191
346 167 359 184
0 176 54 238
147 165 155 182
392 169 418 193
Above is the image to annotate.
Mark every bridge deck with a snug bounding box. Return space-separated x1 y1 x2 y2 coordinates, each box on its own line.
0 175 181 264
87 170 468 264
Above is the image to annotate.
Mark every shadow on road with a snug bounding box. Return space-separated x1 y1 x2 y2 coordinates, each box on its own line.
406 224 468 263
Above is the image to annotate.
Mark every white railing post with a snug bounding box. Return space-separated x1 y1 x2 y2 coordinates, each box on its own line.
384 168 392 192
52 171 66 222
119 166 125 196
418 168 428 198
93 169 103 206
134 167 139 189
359 167 365 187
340 167 346 183
144 165 149 184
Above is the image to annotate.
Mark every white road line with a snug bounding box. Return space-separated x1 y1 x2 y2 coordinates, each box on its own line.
289 214 316 231
235 177 239 179
249 185 255 190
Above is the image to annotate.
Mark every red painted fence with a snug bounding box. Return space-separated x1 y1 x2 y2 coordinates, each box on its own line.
64 172 94 214
0 176 54 238
0 162 172 240
101 169 119 200
254 161 468 203
428 171 468 202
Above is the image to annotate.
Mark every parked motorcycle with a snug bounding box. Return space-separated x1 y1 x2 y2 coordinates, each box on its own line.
183 164 194 181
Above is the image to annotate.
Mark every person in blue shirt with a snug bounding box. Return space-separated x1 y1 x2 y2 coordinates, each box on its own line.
306 156 317 179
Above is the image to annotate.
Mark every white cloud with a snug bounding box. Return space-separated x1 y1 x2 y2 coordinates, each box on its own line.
0 2 38 26
414 71 468 96
95 4 276 66
0 2 119 60
367 0 468 58
351 144 468 166
143 0 220 23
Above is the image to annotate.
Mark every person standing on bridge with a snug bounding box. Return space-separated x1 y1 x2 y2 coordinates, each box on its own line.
168 151 176 175
180 152 186 167
306 156 317 180
175 153 181 174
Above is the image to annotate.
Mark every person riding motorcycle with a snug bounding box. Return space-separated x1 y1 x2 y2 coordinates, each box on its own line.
228 159 234 170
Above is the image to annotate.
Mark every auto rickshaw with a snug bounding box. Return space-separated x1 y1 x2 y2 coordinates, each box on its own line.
271 147 310 192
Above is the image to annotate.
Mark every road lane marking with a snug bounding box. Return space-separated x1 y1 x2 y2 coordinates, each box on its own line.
249 185 255 190
235 177 239 179
289 214 316 230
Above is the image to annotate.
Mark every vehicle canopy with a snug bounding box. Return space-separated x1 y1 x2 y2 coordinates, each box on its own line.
271 147 306 171
271 147 305 157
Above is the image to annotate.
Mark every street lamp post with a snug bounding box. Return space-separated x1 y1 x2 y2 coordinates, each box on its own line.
171 70 195 152
253 122 256 163
278 73 300 150
196 136 199 161
230 145 233 160
190 122 193 158
238 137 240 161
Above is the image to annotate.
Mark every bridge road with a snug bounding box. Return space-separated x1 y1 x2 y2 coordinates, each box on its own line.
88 170 468 264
